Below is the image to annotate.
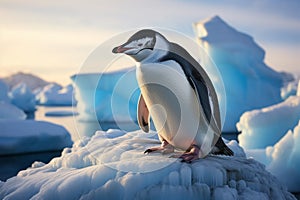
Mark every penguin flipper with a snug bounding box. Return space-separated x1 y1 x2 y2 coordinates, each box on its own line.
137 94 150 132
212 137 234 156
188 76 220 134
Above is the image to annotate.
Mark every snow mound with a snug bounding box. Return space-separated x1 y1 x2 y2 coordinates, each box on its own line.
9 83 36 112
0 102 26 120
0 79 10 103
0 120 72 155
71 68 139 122
237 90 300 149
0 129 295 199
2 72 49 90
194 16 292 132
37 83 76 106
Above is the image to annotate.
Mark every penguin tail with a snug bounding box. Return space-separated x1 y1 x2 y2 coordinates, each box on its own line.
212 137 234 156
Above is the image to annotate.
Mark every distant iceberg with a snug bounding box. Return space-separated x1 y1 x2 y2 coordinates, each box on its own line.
71 68 140 123
194 16 293 132
9 83 36 112
0 129 295 199
37 83 77 106
0 80 27 119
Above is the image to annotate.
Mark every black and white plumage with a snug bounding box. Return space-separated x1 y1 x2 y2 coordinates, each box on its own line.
112 29 233 162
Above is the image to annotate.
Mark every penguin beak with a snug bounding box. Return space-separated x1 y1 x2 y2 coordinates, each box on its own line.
112 45 133 54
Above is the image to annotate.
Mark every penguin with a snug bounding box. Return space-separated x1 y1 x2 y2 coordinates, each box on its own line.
112 29 233 162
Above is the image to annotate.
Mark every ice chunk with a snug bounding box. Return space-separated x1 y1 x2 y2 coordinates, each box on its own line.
0 129 295 199
237 94 300 149
37 83 76 106
0 101 26 120
9 83 36 112
194 16 292 132
0 120 72 155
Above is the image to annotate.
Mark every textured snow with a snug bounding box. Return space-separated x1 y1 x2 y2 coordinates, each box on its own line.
71 69 139 122
37 83 76 106
0 129 295 200
237 88 300 149
0 120 72 155
194 16 292 132
0 102 26 120
9 83 36 112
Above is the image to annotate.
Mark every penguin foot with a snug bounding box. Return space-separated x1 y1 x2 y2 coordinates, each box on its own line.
179 144 200 163
144 140 174 154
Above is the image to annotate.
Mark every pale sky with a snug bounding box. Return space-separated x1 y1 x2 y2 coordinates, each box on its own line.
1 0 299 85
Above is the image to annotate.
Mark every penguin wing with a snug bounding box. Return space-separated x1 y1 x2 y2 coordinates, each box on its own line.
188 75 220 134
137 94 150 133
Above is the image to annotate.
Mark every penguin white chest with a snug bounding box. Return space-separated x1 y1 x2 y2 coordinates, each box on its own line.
136 60 208 150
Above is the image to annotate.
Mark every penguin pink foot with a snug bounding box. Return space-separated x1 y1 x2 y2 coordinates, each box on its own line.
179 144 200 163
144 139 174 154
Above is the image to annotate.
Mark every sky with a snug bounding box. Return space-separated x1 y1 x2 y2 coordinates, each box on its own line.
0 0 299 85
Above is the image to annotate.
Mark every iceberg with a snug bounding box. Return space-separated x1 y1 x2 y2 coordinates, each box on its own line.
9 83 36 112
0 129 295 199
71 68 140 124
194 16 293 132
0 120 72 155
37 83 76 106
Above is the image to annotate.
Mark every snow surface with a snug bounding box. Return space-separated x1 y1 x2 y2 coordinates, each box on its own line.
9 83 36 112
0 129 295 200
0 102 26 120
71 69 139 122
0 120 72 155
194 16 293 132
237 89 300 149
37 83 76 106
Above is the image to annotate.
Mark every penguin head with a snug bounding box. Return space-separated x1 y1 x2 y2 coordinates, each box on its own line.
112 29 168 62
